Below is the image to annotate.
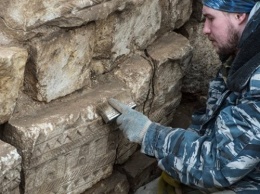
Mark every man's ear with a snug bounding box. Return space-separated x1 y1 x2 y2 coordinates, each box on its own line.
235 13 248 25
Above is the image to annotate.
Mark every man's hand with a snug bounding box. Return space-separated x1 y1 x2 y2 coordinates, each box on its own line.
108 98 152 144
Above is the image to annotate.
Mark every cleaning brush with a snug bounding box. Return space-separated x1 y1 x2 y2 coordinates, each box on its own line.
97 92 136 123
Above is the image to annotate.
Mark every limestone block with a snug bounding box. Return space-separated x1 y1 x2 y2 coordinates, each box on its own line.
25 24 95 102
118 151 161 193
180 20 221 94
114 54 153 104
112 0 161 59
149 93 182 124
0 140 21 194
82 170 129 194
159 0 192 34
0 46 28 124
146 32 193 120
115 132 138 165
168 0 193 29
1 81 132 194
0 0 150 30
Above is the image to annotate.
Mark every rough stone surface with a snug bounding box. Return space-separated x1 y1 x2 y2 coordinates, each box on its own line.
0 46 28 124
118 151 161 193
24 25 95 102
146 32 193 122
114 54 153 105
159 0 193 34
115 132 138 165
1 81 133 194
112 0 161 59
0 0 203 193
180 19 221 94
82 170 129 194
0 140 21 194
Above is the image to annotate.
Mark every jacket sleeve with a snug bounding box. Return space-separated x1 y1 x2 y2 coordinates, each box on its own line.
141 100 260 189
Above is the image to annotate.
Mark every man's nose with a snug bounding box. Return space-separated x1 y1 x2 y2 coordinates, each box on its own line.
203 22 210 35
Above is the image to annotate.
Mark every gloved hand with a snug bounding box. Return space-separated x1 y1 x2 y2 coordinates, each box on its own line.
158 171 182 194
108 98 152 144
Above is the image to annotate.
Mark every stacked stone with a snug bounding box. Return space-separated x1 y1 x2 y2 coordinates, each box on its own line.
0 0 194 193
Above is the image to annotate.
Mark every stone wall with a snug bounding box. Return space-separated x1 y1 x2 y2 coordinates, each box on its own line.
0 0 218 194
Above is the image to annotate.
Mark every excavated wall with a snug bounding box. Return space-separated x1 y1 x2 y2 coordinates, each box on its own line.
0 0 220 193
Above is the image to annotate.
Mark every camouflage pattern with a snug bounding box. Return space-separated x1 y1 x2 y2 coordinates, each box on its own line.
202 0 257 13
141 64 260 193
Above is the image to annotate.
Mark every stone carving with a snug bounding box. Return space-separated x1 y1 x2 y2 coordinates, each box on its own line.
0 140 21 194
1 82 134 194
0 0 198 193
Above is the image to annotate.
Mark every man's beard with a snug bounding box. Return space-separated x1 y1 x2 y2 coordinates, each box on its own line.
217 26 239 61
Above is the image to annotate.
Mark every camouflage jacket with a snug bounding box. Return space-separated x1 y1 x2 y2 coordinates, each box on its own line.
141 65 260 193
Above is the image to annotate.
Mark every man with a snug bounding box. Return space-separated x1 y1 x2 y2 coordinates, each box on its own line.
108 0 260 193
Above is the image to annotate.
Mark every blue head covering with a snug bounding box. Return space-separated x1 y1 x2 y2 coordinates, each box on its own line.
202 0 257 13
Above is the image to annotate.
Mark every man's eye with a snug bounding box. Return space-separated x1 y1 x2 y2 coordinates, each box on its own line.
207 17 214 21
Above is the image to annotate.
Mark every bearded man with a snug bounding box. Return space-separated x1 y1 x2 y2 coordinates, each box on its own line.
108 0 260 193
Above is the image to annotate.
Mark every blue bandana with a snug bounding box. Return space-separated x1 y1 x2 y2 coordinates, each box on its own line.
202 0 257 13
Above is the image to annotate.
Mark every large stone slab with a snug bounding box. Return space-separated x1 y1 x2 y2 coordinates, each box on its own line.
0 140 21 194
146 32 192 122
159 0 192 34
1 81 133 194
0 46 28 124
114 54 153 105
111 0 161 59
24 24 95 102
92 0 161 73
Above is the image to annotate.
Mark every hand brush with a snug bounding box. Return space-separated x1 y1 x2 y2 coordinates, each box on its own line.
96 92 136 123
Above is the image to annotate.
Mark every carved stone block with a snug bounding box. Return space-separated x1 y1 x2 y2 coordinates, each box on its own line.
1 81 133 194
0 140 21 194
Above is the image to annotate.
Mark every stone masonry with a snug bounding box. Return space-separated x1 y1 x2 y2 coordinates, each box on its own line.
0 0 221 194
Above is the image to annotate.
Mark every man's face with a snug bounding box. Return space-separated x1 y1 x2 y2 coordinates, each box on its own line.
202 6 239 57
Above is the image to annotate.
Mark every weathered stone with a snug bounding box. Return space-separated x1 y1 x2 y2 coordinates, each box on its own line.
114 54 152 105
115 132 138 165
146 32 193 122
149 94 182 124
180 19 221 94
112 0 161 59
0 0 114 30
24 24 95 102
0 46 28 124
82 170 129 194
1 81 133 194
118 151 161 193
168 0 193 29
0 140 21 194
159 0 192 35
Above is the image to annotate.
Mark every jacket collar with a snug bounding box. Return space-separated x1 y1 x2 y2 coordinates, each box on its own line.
227 9 260 92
